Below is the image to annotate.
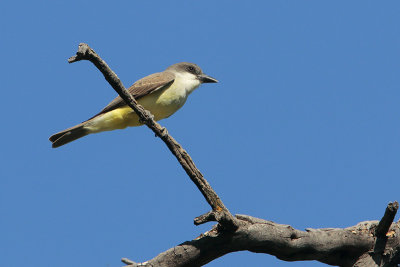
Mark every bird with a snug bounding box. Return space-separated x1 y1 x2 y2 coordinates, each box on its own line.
49 62 218 148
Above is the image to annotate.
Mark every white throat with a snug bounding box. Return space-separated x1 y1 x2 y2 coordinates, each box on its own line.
173 72 201 96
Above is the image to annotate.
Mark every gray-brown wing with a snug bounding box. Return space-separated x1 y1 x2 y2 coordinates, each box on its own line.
88 71 174 119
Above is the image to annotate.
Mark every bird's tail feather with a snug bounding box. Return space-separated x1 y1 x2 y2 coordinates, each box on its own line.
49 123 89 148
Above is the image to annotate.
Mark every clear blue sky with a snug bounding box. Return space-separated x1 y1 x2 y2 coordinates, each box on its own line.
1 1 399 267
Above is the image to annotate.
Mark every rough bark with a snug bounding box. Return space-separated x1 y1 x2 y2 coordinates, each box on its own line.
67 43 400 267
121 213 400 267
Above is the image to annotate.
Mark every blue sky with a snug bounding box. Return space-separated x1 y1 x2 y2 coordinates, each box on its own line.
1 1 399 266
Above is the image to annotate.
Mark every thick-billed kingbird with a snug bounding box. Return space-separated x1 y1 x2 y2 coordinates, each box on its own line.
49 62 218 148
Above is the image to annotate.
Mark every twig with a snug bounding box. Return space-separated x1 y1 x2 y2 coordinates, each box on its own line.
376 201 399 237
121 258 137 266
68 43 238 231
373 201 399 260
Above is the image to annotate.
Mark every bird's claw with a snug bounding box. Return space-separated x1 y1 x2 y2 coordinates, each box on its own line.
160 127 169 137
139 110 155 124
145 110 154 120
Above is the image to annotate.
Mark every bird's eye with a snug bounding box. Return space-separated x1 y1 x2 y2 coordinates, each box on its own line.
187 66 195 73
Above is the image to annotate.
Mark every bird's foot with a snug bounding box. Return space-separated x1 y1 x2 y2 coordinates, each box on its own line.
139 110 155 124
159 127 169 138
145 110 155 120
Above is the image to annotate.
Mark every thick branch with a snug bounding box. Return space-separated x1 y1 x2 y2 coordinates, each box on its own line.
122 213 400 267
68 43 237 231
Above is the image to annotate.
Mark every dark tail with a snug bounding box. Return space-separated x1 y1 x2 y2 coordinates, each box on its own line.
49 123 89 148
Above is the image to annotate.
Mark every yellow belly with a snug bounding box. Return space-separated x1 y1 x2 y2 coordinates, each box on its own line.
85 86 187 134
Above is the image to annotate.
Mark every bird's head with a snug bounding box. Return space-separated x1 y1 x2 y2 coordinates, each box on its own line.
166 62 218 84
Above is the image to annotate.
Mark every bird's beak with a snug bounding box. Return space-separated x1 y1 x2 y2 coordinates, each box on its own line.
198 74 218 83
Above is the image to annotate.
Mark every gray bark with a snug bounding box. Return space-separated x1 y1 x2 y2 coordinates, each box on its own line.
121 213 400 267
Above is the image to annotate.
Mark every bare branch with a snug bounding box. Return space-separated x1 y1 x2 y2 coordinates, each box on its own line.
194 211 216 225
122 213 400 267
121 258 137 266
371 201 400 266
376 201 399 237
68 43 238 231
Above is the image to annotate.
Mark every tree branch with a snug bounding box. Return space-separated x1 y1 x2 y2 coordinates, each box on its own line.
121 209 400 267
68 43 238 231
371 201 400 266
376 201 399 238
